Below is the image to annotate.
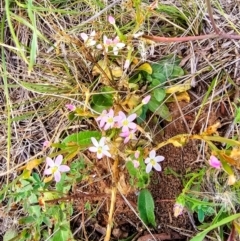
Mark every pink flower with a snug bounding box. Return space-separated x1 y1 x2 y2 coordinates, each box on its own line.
89 137 111 159
120 129 137 143
97 35 125 55
145 150 164 173
142 95 151 105
133 160 140 168
108 15 115 25
44 155 70 182
209 155 221 169
115 111 137 132
103 109 117 130
80 31 96 46
96 109 118 130
65 104 76 111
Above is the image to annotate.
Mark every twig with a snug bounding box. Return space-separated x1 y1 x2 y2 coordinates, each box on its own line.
205 0 219 34
104 157 119 241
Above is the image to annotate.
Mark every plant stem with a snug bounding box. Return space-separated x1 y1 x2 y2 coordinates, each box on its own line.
205 0 219 34
104 157 119 241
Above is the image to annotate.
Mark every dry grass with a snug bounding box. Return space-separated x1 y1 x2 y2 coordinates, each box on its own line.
0 0 240 239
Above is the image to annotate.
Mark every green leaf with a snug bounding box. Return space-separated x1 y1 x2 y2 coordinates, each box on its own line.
190 213 240 241
197 208 205 223
153 88 166 102
171 66 184 78
148 97 172 121
3 228 18 241
62 130 101 147
19 216 35 224
92 86 114 111
151 73 166 83
126 161 137 176
52 229 69 241
137 189 156 227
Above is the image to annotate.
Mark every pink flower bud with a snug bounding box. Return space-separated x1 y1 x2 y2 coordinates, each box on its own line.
43 140 51 148
209 155 221 169
142 95 151 105
65 104 76 111
133 160 140 168
134 150 140 159
108 15 115 25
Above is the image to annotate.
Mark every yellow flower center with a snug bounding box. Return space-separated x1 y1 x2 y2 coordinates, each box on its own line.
122 120 129 126
150 159 156 166
51 166 58 174
97 147 103 154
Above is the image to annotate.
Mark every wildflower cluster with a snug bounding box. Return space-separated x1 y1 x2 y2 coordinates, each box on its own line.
79 16 125 56
88 96 165 174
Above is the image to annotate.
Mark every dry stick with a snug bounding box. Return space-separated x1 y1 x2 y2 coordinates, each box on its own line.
205 0 219 34
104 157 119 241
143 0 240 42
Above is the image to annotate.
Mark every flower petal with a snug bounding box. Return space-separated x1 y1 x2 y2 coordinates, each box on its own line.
55 155 63 166
44 168 52 175
89 146 98 153
46 157 55 167
153 163 162 171
99 137 106 146
96 152 103 159
80 33 88 42
127 113 137 122
145 157 150 164
103 145 110 151
91 137 99 147
146 163 152 173
149 150 156 159
155 156 165 163
103 149 111 157
59 165 70 172
128 122 137 130
116 43 125 48
54 171 61 182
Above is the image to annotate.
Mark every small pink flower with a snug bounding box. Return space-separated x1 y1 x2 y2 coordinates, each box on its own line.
103 109 117 130
134 150 140 159
108 15 115 25
145 150 164 173
97 35 125 55
43 140 51 148
89 137 111 159
65 104 76 111
96 109 118 130
80 31 96 46
209 155 221 169
44 155 70 182
120 129 137 143
115 111 137 132
142 95 151 105
133 160 140 168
